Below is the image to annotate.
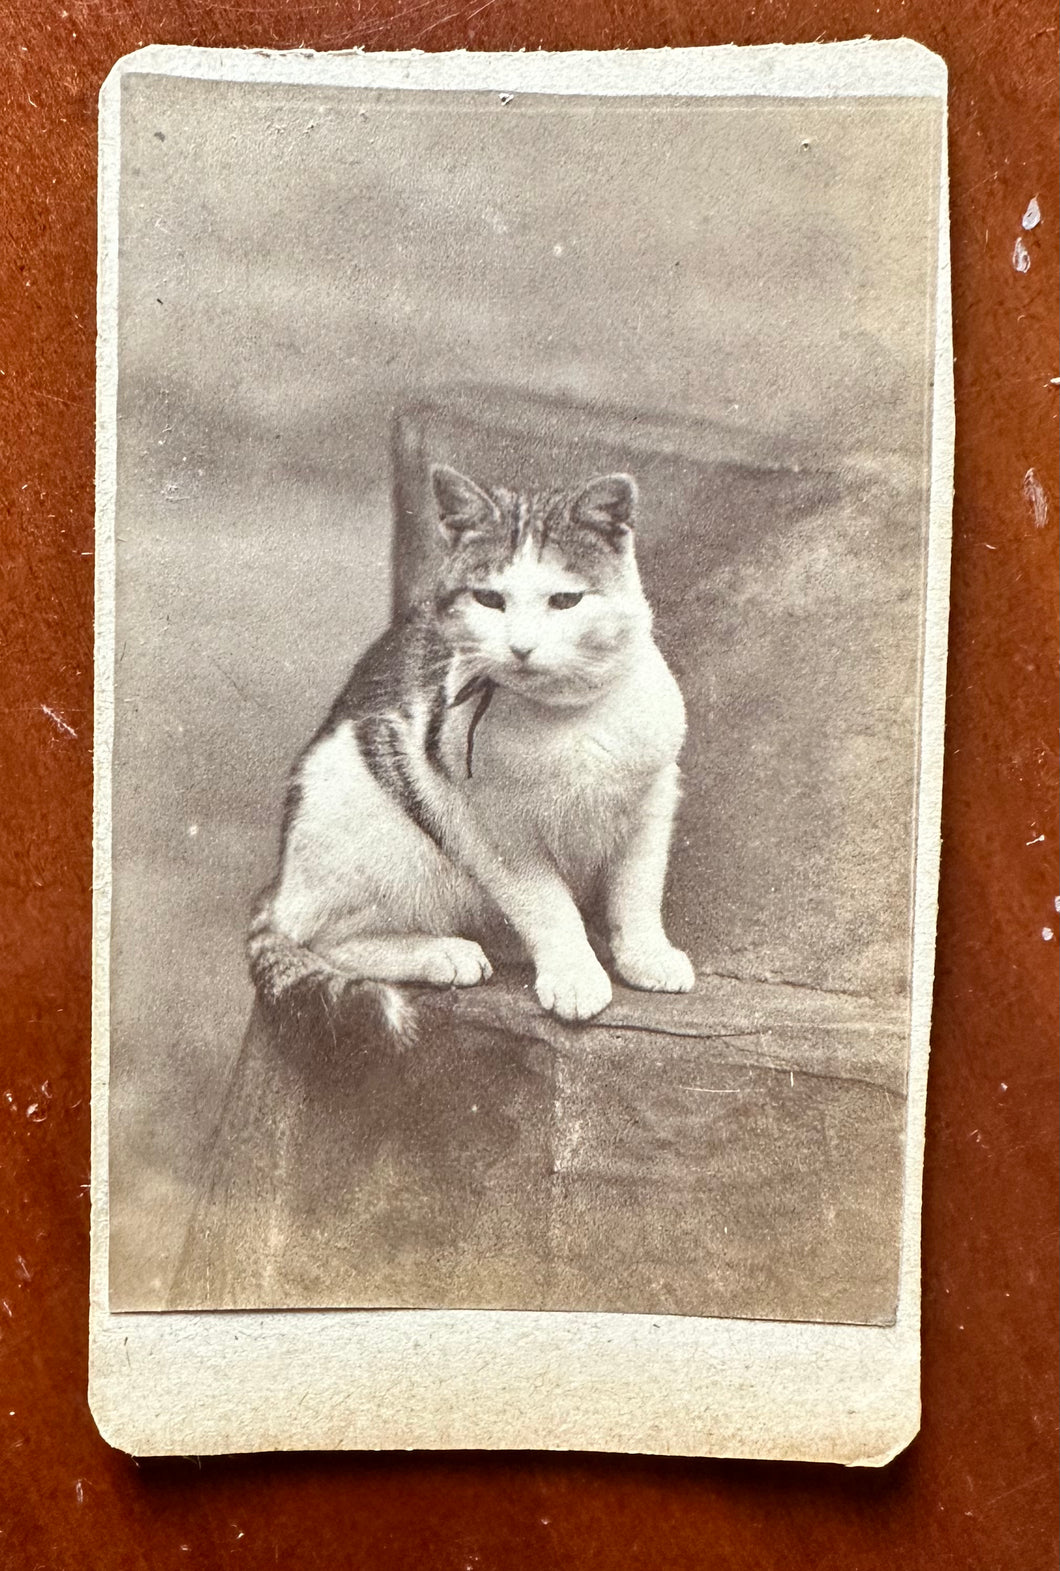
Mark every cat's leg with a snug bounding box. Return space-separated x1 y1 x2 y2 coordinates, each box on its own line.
316 883 607 1018
405 772 611 1021
315 931 493 988
439 851 611 1021
528 910 613 1023
606 763 695 993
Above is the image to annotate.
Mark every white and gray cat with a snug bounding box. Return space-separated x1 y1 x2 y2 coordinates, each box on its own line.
248 466 694 1030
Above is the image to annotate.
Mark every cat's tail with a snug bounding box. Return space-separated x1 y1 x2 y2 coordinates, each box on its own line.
246 912 418 1045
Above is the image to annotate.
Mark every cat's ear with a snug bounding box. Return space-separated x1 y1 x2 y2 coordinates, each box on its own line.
572 473 637 547
431 465 496 547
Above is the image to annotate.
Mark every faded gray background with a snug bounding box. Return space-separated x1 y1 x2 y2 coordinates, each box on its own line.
108 75 941 1313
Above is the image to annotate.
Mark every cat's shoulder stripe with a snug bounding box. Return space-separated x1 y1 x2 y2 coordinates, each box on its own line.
356 708 445 850
424 682 450 779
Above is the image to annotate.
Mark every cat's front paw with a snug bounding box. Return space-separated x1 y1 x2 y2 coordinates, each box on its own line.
420 938 493 988
535 951 612 1023
613 937 695 994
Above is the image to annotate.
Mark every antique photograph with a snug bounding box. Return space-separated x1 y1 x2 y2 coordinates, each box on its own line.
100 53 945 1342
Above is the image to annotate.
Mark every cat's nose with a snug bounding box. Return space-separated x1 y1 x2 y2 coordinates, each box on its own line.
509 644 534 662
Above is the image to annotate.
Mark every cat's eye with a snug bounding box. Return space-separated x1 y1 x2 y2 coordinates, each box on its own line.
471 589 505 610
548 591 585 610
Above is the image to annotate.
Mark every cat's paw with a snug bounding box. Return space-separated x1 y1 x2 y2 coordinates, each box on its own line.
420 938 493 988
613 938 695 994
535 952 613 1022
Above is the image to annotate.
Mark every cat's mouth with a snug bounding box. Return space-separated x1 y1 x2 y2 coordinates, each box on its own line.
493 662 602 708
502 658 561 686
490 661 551 692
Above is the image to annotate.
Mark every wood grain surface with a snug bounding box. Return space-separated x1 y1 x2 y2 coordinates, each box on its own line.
1 2 1056 1567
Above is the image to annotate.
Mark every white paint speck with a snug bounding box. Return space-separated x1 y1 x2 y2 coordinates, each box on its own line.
75 1479 84 1505
187 824 199 837
1022 196 1041 230
552 243 565 257
1042 928 1054 942
1023 468 1049 529
1012 236 1031 273
1054 896 1059 913
1026 833 1045 845
41 704 76 738
470 1104 478 1113
1000 1083 1008 1092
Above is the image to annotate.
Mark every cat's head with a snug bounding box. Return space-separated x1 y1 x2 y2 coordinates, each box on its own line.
430 465 652 708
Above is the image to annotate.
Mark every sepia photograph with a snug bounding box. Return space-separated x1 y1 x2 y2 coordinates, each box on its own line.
100 53 945 1343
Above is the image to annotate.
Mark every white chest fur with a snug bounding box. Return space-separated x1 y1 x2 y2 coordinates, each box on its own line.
444 637 686 885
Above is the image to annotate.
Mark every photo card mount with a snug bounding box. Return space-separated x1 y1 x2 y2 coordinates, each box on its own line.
91 39 952 1461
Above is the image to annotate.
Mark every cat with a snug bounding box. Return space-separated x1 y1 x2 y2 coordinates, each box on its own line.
247 464 694 1032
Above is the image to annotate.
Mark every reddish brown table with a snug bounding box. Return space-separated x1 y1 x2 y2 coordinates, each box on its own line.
1 2 1056 1566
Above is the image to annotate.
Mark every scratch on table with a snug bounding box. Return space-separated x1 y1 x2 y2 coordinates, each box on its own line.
1022 467 1048 529
41 704 76 738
